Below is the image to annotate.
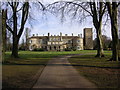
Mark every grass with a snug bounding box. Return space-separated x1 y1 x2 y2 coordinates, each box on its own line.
3 65 44 88
3 50 120 88
4 50 95 64
68 51 120 88
3 50 88 88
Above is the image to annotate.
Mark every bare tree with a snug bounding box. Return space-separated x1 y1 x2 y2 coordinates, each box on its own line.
3 1 45 58
47 1 106 57
106 1 120 61
5 2 29 58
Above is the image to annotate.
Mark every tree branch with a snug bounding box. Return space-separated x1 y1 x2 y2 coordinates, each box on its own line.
117 2 120 7
6 24 14 34
47 1 93 16
67 2 93 16
38 1 45 11
18 2 29 39
8 2 14 9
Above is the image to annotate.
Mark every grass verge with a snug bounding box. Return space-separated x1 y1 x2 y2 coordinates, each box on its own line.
68 52 120 88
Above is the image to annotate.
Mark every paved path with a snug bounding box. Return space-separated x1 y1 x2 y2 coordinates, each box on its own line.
33 55 97 88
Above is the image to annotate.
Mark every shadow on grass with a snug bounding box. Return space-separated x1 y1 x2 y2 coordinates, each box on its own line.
46 64 120 69
5 63 119 69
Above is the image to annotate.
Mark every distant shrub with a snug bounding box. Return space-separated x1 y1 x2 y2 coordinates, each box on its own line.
65 48 72 51
33 48 44 51
72 48 77 51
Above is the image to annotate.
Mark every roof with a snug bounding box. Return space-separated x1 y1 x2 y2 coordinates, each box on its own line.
28 36 83 39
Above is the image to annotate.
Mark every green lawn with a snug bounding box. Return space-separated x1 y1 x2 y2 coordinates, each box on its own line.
68 51 120 88
3 50 120 88
3 50 87 88
4 50 96 64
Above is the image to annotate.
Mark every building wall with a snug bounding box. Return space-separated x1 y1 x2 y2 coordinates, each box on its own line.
28 35 83 51
28 28 93 51
84 28 93 50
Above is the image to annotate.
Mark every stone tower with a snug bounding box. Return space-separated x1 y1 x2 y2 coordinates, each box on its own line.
84 28 93 50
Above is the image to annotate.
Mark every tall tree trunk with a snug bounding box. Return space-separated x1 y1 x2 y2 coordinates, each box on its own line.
11 2 19 58
11 36 19 58
96 25 104 57
111 3 119 61
93 15 104 57
0 10 2 63
106 2 119 61
2 10 7 61
90 2 105 58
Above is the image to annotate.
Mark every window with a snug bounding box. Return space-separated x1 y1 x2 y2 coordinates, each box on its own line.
42 39 46 44
29 40 32 43
50 46 52 50
48 42 51 45
39 40 42 43
77 40 80 43
68 40 72 43
52 38 55 41
53 42 55 44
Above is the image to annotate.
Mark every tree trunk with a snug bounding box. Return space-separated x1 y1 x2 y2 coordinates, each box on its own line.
95 24 104 57
0 11 2 63
106 2 119 61
110 3 119 61
89 2 104 58
11 3 19 58
93 16 104 57
11 36 19 58
2 10 7 61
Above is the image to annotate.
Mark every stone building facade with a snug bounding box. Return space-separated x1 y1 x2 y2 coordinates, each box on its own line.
28 28 93 51
84 28 93 50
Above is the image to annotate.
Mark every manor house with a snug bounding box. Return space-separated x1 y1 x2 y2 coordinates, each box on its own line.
28 28 93 51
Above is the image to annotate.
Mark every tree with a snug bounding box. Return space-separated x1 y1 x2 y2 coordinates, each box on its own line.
47 1 106 57
93 35 111 50
0 8 2 62
5 2 29 58
101 35 111 50
106 1 120 61
2 9 7 61
19 38 25 51
89 2 106 57
6 30 12 51
4 1 45 58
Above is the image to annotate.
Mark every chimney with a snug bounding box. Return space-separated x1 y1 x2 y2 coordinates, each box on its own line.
48 33 50 36
60 32 62 41
72 33 73 36
60 32 62 36
80 34 82 38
